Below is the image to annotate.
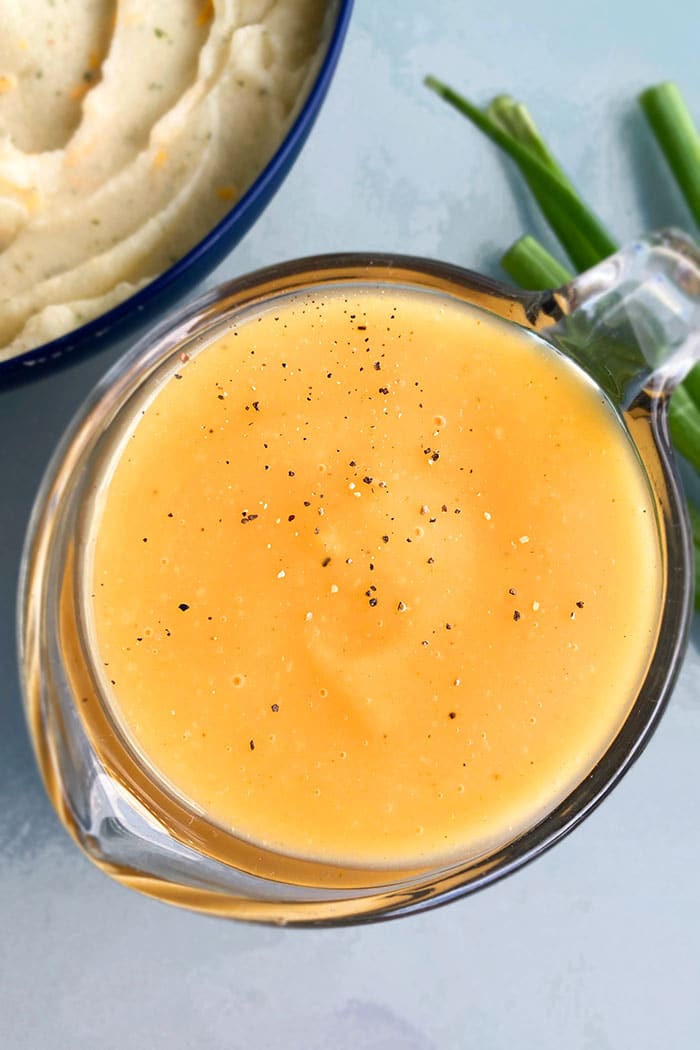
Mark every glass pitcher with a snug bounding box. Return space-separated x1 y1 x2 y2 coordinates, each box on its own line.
18 229 699 925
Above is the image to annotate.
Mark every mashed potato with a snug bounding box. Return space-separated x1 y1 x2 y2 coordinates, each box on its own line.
0 0 328 361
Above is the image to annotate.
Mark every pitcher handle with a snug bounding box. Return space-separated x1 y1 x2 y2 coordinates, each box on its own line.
545 229 700 410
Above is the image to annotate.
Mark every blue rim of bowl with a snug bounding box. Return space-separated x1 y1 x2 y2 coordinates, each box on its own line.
0 0 354 387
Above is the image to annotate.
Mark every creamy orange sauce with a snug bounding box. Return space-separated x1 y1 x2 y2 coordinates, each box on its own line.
88 288 662 867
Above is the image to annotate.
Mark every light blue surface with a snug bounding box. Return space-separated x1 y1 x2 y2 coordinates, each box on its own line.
1 3 699 1047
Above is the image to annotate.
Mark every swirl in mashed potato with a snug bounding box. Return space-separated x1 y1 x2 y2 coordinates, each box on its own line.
0 0 328 360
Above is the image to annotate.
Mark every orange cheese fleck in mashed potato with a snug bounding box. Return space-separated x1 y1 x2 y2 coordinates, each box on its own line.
0 0 328 360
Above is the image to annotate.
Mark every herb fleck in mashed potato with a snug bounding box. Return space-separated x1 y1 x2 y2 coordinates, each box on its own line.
0 0 328 361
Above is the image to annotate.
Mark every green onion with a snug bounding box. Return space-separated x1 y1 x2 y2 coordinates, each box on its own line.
683 363 700 407
639 83 700 413
690 500 700 603
501 235 573 289
487 95 570 174
640 83 700 228
486 96 603 270
668 387 700 473
424 76 618 270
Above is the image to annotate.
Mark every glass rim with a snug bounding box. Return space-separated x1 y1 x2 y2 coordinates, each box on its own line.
18 252 695 925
